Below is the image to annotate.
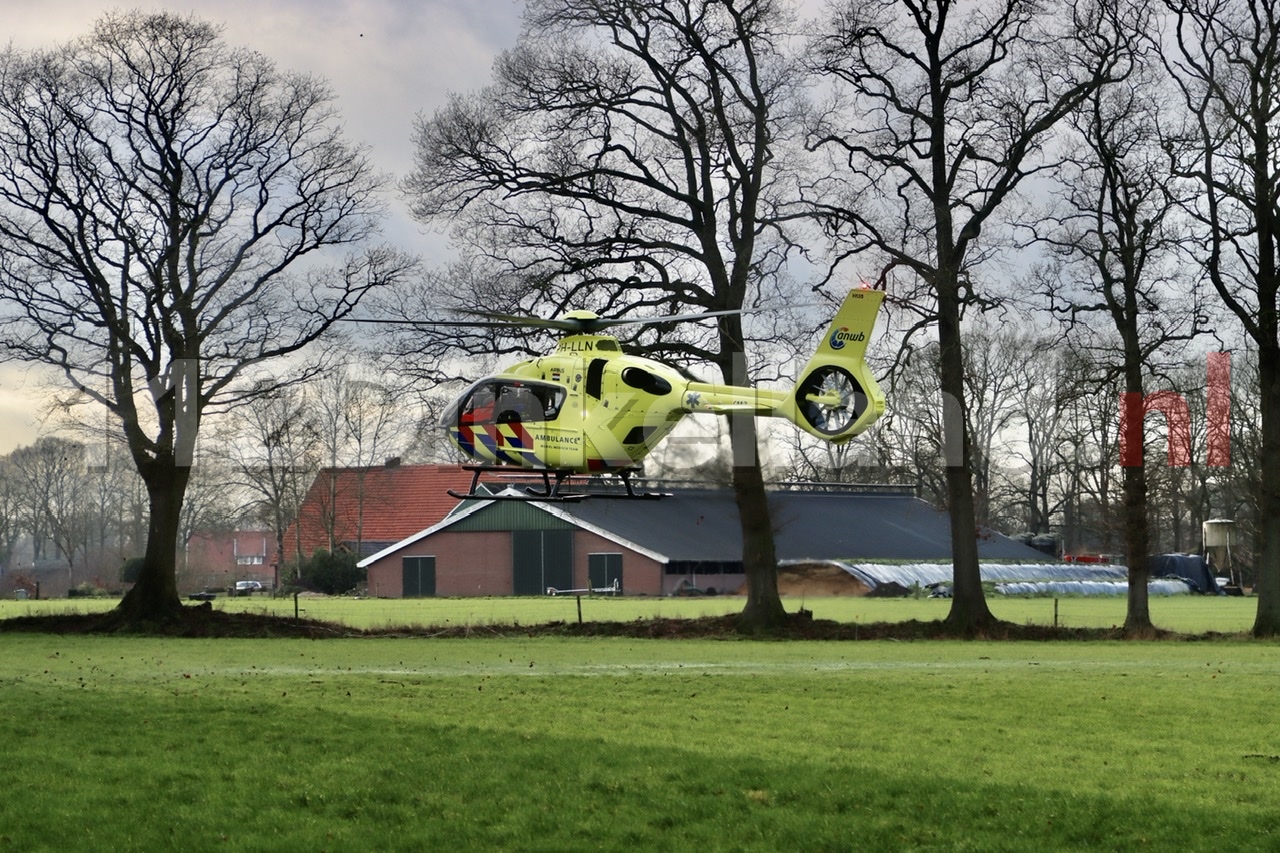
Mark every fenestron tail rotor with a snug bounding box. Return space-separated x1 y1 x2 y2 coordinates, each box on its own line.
778 289 886 442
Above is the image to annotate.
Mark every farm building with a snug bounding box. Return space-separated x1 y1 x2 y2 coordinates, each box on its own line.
358 487 1053 598
282 463 485 565
183 529 272 591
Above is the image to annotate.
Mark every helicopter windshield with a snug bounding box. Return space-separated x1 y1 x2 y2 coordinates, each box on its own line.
452 379 566 426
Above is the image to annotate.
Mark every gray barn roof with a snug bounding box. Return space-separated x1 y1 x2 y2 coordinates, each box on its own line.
360 487 1052 568
536 489 1050 564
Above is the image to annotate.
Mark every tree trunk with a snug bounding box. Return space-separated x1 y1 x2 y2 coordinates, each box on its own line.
274 508 287 590
942 464 993 631
113 462 190 624
1119 355 1155 635
732 484 786 628
1252 345 1280 635
732 417 786 631
1121 463 1153 635
936 279 996 633
716 319 786 632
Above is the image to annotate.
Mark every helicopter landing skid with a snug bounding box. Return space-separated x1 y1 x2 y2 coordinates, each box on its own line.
593 469 669 500
447 466 587 502
447 466 666 502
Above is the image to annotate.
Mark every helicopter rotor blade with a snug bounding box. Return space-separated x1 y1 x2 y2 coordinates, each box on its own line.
454 312 588 331
587 308 751 329
340 318 529 328
445 307 754 333
341 306 755 333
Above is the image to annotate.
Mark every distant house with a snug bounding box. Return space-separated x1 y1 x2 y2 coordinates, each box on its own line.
358 488 1052 598
281 463 482 565
184 530 272 591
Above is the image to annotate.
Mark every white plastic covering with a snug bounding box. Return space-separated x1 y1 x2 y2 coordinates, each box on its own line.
994 579 1191 597
779 559 1191 596
779 560 1128 590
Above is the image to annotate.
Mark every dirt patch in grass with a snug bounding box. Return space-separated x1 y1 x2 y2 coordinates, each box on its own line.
0 603 350 638
527 613 1134 641
0 602 1208 641
773 562 874 597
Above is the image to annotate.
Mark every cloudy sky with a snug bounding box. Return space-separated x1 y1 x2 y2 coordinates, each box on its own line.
0 0 528 452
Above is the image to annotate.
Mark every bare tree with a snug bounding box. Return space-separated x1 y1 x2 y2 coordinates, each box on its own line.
1215 345 1263 583
1006 344 1078 538
881 344 951 505
1159 359 1219 553
820 318 1074 536
1024 25 1201 632
33 395 152 578
783 424 885 484
0 12 412 623
1162 0 1280 635
403 0 809 629
9 437 91 577
961 319 1039 530
215 383 320 584
807 0 1136 631
175 455 241 588
1047 347 1125 555
82 440 144 579
311 362 411 555
0 457 21 573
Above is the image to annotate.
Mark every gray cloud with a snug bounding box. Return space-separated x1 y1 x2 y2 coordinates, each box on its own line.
1 0 521 452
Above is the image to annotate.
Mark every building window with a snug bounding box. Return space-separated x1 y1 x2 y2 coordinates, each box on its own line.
665 560 741 575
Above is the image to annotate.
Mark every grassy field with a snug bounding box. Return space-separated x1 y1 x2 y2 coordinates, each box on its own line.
2 629 1279 851
0 592 1264 634
2 595 1279 849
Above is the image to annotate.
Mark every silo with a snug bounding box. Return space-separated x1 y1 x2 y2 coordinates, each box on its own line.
1203 519 1238 589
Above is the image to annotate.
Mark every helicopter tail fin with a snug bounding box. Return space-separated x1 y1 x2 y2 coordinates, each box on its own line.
779 288 886 442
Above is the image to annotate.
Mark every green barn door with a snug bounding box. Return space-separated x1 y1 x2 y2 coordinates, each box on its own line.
588 553 623 592
512 530 574 594
402 556 436 598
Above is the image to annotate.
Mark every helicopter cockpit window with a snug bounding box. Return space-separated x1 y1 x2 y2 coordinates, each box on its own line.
456 380 565 425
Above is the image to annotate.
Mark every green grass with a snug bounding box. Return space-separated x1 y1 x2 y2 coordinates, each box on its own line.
2 633 1279 850
0 592 1262 634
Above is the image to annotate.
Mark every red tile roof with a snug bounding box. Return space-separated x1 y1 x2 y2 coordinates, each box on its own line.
282 464 478 561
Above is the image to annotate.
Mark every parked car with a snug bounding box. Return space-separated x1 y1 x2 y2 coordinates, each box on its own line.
234 580 263 596
188 590 216 601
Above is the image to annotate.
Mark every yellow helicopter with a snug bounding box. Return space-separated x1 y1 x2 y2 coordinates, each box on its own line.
437 288 886 499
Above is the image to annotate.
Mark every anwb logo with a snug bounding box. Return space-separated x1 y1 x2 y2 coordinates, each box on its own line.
828 327 865 350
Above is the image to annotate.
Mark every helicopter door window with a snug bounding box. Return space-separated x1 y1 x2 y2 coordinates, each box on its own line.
495 385 531 423
539 386 564 420
458 383 497 425
585 359 606 399
468 381 563 425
